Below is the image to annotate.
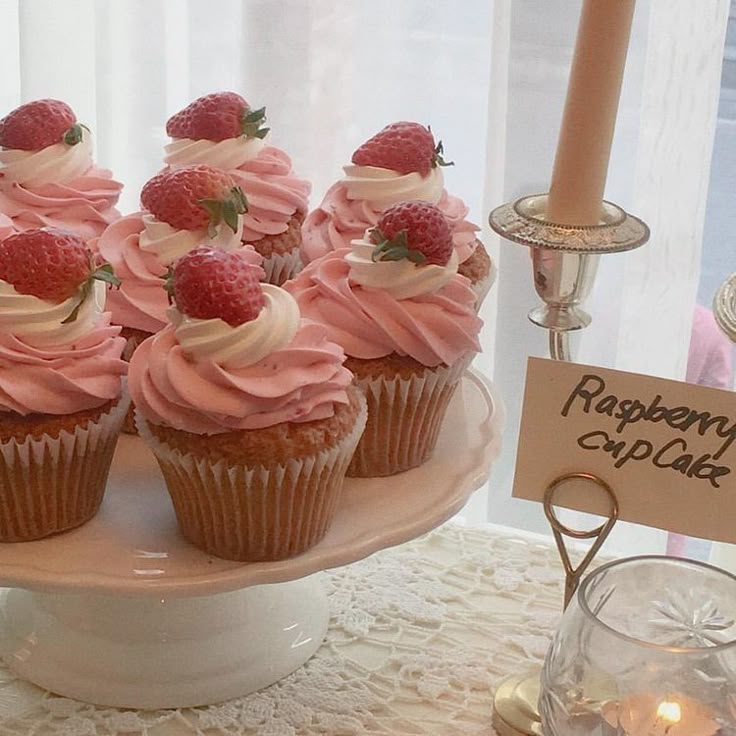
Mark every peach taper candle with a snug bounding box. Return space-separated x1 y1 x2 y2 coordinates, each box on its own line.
547 0 636 226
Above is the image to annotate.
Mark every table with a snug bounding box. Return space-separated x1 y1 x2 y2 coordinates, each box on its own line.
0 524 566 735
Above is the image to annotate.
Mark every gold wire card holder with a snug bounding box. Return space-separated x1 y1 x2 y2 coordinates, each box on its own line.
492 472 620 736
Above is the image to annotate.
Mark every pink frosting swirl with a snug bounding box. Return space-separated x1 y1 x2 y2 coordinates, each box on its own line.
229 147 310 241
285 249 481 367
96 212 263 334
0 314 127 415
0 167 122 242
301 176 479 265
129 320 352 435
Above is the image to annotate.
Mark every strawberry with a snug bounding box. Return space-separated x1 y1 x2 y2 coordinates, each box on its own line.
0 99 85 151
166 91 269 142
370 201 454 267
0 228 119 320
141 165 248 236
351 121 452 177
167 247 265 327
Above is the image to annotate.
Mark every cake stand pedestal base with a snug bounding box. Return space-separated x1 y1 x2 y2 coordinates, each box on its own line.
0 573 328 710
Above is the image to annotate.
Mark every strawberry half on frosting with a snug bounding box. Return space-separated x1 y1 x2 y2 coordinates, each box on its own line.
301 121 492 304
162 91 311 286
0 228 126 416
0 99 123 242
97 164 263 336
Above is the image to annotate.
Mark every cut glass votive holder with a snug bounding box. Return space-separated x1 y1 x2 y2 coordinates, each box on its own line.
539 556 736 735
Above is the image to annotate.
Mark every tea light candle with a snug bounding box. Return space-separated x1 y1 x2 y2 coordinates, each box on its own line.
601 693 720 736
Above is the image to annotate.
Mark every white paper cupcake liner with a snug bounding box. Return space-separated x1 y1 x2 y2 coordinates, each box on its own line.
262 248 303 287
0 394 130 541
136 392 367 561
348 355 472 477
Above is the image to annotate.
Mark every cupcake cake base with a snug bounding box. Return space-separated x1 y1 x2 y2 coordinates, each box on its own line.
250 210 305 286
0 396 130 542
458 240 494 308
137 386 367 561
119 326 153 434
346 353 471 478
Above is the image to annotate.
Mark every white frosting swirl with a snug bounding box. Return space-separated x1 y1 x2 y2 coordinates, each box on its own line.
164 136 266 169
138 213 244 266
346 235 459 300
341 165 444 207
170 284 300 369
0 127 94 187
0 279 105 348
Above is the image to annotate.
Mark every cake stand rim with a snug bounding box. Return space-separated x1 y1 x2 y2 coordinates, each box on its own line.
0 368 503 597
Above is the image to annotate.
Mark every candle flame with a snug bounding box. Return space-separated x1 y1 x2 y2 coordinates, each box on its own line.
657 700 682 724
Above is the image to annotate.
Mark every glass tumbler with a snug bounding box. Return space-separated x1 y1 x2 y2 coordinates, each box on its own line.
539 556 736 735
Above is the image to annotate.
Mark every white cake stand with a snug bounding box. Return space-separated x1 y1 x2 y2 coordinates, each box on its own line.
0 370 503 710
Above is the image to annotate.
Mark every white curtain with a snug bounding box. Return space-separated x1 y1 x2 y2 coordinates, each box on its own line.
1 0 729 554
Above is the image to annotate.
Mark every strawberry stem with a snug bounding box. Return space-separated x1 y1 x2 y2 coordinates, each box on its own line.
433 140 454 168
64 124 84 146
241 106 269 139
61 263 120 324
199 187 248 238
370 228 427 265
93 263 121 288
163 266 175 304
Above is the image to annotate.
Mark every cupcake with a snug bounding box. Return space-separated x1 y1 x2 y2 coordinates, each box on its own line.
287 200 482 477
163 91 311 286
301 121 492 305
0 99 122 242
0 228 128 541
129 247 366 561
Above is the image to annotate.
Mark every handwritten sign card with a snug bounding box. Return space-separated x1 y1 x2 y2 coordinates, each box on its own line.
513 357 736 543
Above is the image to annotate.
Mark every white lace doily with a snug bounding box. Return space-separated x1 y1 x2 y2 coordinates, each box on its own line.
0 524 566 735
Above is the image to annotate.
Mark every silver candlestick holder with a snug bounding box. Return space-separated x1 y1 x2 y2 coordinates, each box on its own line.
714 272 736 343
489 193 649 360
487 193 649 736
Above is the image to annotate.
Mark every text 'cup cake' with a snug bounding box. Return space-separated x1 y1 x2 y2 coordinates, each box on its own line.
129 247 366 562
164 92 311 286
287 200 482 477
0 99 123 242
301 121 492 305
0 228 128 541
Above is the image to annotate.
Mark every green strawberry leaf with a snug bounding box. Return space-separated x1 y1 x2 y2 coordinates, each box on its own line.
92 263 121 288
241 106 268 139
230 186 248 214
199 199 224 238
222 200 239 233
62 264 121 324
433 140 454 168
162 266 175 304
61 280 91 324
243 107 267 123
61 299 84 324
64 123 84 146
370 229 425 265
